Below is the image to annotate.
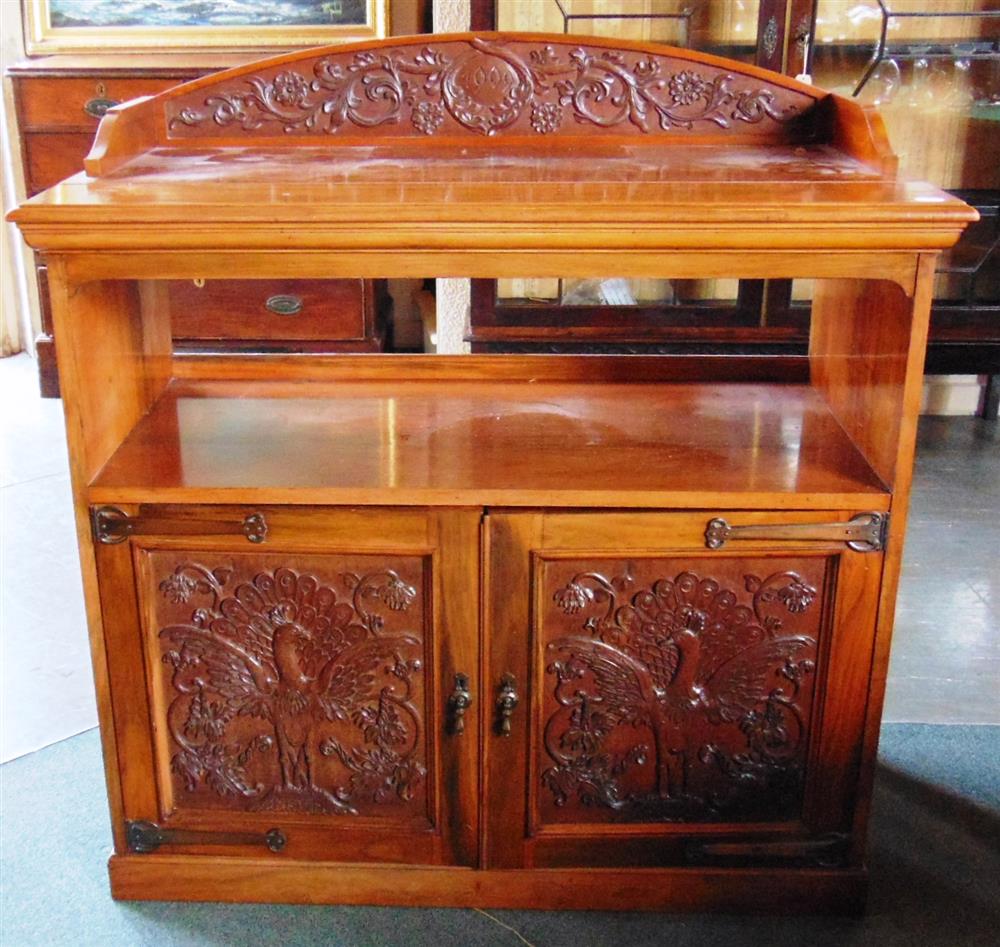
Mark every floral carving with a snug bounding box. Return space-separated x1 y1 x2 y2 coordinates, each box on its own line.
166 38 806 139
668 71 709 106
271 71 311 107
553 580 593 614
158 563 425 814
544 568 819 821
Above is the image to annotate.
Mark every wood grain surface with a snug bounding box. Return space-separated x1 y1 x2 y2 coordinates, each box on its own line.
89 377 889 508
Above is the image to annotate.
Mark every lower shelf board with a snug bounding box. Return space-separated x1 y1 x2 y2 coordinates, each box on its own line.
108 855 868 914
89 376 888 509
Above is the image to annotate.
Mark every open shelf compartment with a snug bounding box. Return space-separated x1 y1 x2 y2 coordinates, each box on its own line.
89 374 888 510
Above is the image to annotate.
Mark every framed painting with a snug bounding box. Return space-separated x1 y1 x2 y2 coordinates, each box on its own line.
23 0 390 54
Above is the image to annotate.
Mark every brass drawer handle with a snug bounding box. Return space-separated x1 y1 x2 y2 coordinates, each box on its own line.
84 97 120 119
704 512 887 553
447 673 472 735
496 673 518 737
265 294 303 316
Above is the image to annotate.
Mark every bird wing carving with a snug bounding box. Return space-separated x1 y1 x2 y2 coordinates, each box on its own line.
161 624 274 720
548 637 655 727
698 636 815 723
316 634 420 722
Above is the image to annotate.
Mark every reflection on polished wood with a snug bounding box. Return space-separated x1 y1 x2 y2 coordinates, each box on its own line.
13 152 972 254
91 378 887 508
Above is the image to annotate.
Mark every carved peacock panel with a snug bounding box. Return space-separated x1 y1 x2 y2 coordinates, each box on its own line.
142 551 430 822
538 556 828 826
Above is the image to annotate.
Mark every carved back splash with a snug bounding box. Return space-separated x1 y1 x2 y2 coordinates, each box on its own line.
163 34 820 142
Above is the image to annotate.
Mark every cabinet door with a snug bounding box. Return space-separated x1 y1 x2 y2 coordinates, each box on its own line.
93 505 479 866
485 510 885 869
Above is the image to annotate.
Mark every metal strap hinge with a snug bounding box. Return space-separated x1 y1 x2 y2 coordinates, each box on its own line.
705 512 888 553
91 506 267 545
686 832 850 868
126 820 285 854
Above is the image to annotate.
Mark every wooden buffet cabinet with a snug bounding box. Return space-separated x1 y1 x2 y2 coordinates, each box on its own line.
8 32 976 913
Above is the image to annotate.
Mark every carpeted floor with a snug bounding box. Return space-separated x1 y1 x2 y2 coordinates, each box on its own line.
1 725 997 946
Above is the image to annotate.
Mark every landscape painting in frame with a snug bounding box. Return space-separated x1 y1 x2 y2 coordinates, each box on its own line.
24 0 389 54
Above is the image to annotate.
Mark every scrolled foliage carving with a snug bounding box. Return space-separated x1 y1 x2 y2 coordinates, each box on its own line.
166 38 809 139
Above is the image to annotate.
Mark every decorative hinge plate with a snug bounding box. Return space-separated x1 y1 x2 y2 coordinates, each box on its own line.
91 506 267 545
686 832 850 868
705 512 888 553
126 820 286 854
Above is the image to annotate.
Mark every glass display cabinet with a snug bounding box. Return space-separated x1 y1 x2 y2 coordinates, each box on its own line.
812 0 999 415
471 0 999 417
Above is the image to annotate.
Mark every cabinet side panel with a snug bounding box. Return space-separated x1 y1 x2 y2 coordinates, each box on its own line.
47 266 171 482
849 253 940 860
46 262 172 851
809 272 928 488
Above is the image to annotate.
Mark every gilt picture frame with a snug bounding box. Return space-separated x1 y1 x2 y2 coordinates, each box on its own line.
23 0 390 55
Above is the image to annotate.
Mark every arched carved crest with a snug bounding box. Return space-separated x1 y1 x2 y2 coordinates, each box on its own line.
163 34 819 141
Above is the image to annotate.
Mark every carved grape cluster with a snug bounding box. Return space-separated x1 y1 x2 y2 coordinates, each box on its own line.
411 101 445 135
530 102 564 134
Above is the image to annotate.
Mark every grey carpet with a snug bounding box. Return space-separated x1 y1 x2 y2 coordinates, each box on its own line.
1 724 998 946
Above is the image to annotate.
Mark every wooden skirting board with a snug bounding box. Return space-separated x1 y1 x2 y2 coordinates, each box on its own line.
110 856 868 914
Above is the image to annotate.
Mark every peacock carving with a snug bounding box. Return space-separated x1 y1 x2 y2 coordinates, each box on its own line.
545 566 820 821
157 562 425 815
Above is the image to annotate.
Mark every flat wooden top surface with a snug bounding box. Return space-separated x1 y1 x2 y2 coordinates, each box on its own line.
18 142 961 217
91 378 888 509
14 143 973 258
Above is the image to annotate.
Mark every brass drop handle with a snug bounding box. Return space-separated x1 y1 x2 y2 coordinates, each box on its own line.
496 672 518 737
265 294 303 316
84 97 121 119
447 673 472 735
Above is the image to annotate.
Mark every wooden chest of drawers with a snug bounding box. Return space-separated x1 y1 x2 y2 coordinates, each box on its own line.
9 57 387 396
